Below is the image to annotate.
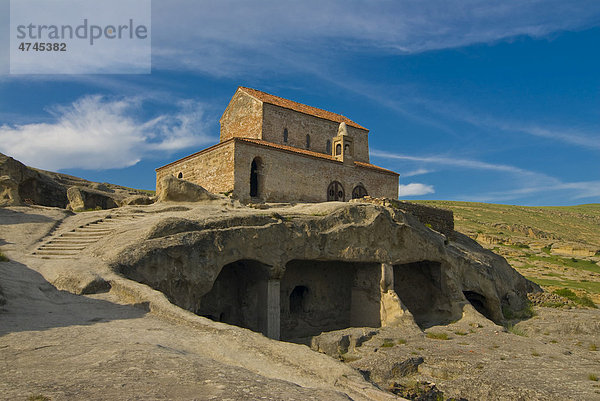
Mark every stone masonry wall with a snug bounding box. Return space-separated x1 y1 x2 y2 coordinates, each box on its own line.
357 197 454 236
233 141 398 203
220 91 263 142
156 141 235 195
261 103 370 163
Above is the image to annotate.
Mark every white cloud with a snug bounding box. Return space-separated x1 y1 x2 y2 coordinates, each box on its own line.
399 183 435 197
0 95 213 171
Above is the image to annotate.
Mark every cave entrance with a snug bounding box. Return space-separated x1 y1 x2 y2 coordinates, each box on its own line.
197 259 271 335
280 260 381 341
393 261 456 329
463 291 494 321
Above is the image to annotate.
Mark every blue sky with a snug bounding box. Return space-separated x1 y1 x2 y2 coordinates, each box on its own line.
1 0 599 205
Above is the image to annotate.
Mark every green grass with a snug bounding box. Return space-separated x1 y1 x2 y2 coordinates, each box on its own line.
28 396 51 401
526 254 600 274
426 332 449 340
454 331 467 336
413 201 600 247
526 277 600 296
507 243 530 250
506 323 527 337
0 252 8 262
589 374 599 381
551 288 598 308
589 343 598 352
381 339 395 348
502 302 536 320
397 338 407 345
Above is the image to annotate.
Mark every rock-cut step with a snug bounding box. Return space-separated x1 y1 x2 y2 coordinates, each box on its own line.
32 213 147 260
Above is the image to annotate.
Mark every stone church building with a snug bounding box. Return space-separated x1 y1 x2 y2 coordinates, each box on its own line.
156 87 399 202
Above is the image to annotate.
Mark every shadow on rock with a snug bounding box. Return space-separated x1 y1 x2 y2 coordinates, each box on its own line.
0 260 147 335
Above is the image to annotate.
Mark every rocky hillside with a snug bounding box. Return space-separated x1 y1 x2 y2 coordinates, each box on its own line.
0 152 153 210
413 201 600 304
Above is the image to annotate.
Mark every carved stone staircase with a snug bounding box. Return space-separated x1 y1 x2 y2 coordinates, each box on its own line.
32 213 146 260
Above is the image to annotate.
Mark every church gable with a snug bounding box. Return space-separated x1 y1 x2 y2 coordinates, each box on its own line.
219 89 263 142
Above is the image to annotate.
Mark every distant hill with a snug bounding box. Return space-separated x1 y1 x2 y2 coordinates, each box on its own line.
413 201 600 303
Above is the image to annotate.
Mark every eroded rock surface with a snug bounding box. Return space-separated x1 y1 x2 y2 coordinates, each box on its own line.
109 201 539 341
156 175 218 202
0 152 152 209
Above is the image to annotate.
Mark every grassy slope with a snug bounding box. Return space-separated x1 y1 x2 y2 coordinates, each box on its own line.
412 201 600 301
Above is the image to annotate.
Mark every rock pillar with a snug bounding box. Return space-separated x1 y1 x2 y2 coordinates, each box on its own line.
380 263 417 327
266 279 280 340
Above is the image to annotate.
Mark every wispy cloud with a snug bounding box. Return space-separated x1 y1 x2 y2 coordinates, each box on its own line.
402 168 434 177
399 183 435 197
371 148 554 182
149 0 600 75
376 148 600 202
0 95 213 171
413 99 600 151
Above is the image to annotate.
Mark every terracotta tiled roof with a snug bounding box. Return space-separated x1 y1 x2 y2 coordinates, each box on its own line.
237 138 335 161
237 138 398 176
354 161 399 175
155 139 235 171
239 87 368 131
157 137 398 176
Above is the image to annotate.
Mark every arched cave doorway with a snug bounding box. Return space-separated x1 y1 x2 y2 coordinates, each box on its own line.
250 157 262 198
352 184 368 199
177 172 183 179
280 260 381 341
463 291 494 321
327 181 345 201
197 259 271 335
393 261 458 328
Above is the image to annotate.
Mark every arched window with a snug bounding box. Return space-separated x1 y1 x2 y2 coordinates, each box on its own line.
327 181 345 201
352 184 368 199
283 128 288 143
177 172 183 179
306 134 311 149
250 157 262 198
335 143 341 155
326 140 331 154
289 285 309 313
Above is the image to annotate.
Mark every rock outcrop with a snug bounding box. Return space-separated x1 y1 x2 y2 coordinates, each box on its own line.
0 175 21 206
109 201 539 341
67 186 119 211
156 175 218 202
0 152 154 209
0 153 68 207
